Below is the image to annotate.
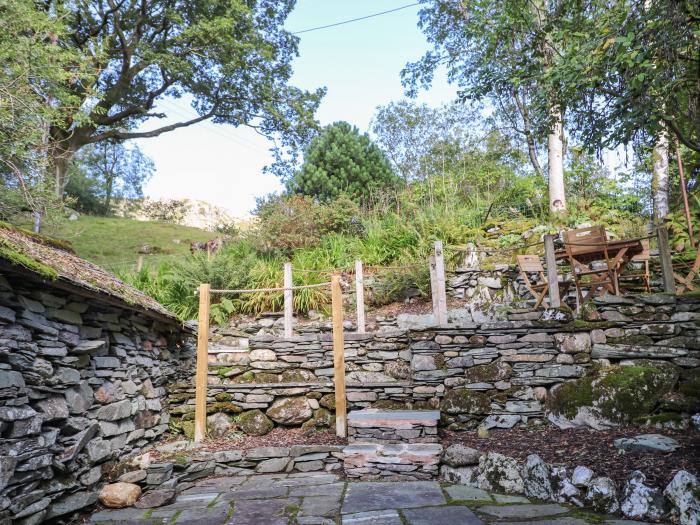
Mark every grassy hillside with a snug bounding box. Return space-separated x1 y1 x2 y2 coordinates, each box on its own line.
39 215 216 271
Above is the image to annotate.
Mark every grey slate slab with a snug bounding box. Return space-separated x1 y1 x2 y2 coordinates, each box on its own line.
478 504 570 519
342 481 445 514
403 505 485 525
342 510 404 525
445 485 493 501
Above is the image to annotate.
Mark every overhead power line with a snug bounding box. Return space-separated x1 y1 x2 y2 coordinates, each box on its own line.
291 2 420 35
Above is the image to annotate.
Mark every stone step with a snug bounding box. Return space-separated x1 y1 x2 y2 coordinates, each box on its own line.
343 443 443 480
348 409 440 444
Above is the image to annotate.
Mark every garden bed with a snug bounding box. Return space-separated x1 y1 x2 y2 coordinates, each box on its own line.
441 426 700 487
152 429 347 461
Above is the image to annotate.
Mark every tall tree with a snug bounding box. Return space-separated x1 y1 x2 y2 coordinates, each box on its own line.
10 0 323 199
370 100 478 182
67 141 155 214
546 0 699 218
288 121 397 204
403 0 568 212
0 0 88 225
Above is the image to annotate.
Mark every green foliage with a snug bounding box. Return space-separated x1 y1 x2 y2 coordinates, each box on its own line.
288 122 398 203
253 194 361 254
65 142 155 215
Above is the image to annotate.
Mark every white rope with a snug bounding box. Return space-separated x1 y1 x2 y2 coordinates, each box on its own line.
202 281 332 295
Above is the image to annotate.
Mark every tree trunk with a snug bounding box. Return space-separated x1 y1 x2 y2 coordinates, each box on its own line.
548 108 566 212
104 174 115 213
652 126 670 220
50 145 76 199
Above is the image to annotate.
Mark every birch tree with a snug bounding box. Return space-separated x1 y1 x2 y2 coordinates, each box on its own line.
403 0 568 213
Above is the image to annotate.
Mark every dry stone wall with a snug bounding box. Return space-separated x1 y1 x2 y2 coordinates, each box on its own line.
169 293 699 437
0 272 193 524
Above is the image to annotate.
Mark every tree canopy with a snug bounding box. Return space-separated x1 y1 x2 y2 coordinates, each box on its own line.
288 121 397 204
1 0 324 203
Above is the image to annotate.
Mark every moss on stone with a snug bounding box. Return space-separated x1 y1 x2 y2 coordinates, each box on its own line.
679 368 700 399
214 392 232 402
548 361 680 423
319 393 335 410
280 369 316 383
434 354 447 370
238 409 273 436
230 371 255 384
216 366 243 379
255 372 279 383
0 239 59 280
182 420 195 440
440 388 490 414
464 362 512 383
206 402 242 414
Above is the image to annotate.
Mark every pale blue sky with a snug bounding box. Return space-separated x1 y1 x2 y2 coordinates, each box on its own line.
137 1 456 217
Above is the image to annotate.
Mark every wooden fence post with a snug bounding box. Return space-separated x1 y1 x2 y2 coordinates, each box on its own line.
194 283 210 443
136 255 144 272
434 241 448 325
543 234 561 308
429 255 438 319
355 260 365 333
331 274 347 437
284 262 293 338
657 223 676 294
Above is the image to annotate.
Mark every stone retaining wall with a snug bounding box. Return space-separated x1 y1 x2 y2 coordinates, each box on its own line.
169 294 699 437
0 272 194 524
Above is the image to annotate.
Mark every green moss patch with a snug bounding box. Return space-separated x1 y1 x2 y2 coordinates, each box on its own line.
548 361 680 423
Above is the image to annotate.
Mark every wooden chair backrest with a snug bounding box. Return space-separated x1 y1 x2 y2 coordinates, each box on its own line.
563 225 608 256
631 239 650 262
517 254 544 273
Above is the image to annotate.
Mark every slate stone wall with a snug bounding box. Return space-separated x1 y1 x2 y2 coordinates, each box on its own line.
170 293 699 436
0 272 194 524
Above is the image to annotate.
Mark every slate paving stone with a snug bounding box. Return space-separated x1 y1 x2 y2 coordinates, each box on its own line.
342 482 445 514
175 503 232 524
297 517 336 525
290 482 345 497
226 497 298 525
228 485 289 500
478 504 570 519
498 517 590 525
493 494 532 504
90 508 152 522
342 510 404 525
445 485 493 501
166 492 220 508
275 474 339 487
403 505 485 525
299 495 342 517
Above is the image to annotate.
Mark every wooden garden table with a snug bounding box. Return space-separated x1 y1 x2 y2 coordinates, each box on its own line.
555 238 645 296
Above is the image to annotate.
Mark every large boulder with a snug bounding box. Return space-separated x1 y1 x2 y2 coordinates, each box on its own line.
207 412 233 438
442 444 482 467
522 454 553 500
266 397 312 425
664 470 700 525
621 471 666 521
238 409 273 436
547 361 680 429
477 452 524 494
585 477 619 514
98 483 141 508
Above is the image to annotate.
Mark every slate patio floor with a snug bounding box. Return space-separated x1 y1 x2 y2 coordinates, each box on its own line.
87 472 644 525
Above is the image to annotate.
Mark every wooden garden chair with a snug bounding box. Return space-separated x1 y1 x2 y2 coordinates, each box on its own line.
562 225 618 303
674 244 700 294
516 254 570 309
618 239 651 293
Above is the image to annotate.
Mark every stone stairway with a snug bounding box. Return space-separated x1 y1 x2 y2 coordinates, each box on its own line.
343 409 443 481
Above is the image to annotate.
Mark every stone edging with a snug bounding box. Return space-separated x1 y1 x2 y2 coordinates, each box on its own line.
439 444 699 525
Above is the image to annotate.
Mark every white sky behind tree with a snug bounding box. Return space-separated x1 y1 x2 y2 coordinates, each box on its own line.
136 1 456 217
